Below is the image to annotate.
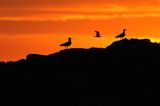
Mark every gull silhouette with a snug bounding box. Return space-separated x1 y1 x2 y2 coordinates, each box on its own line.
60 37 72 49
94 31 101 37
115 29 127 39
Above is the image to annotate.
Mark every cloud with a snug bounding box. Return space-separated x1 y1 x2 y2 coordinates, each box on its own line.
1 12 160 22
1 0 160 18
0 0 159 8
0 0 160 35
1 4 160 21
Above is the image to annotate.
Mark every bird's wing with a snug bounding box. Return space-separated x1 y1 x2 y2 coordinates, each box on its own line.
60 42 67 46
115 33 122 38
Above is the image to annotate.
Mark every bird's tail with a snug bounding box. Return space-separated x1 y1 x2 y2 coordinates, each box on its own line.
60 44 64 46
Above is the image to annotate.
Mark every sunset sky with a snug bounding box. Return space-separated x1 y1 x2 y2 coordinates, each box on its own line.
1 0 160 61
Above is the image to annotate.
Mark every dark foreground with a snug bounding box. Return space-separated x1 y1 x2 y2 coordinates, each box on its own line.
0 38 156 106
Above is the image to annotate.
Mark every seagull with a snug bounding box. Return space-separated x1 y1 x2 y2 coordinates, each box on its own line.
60 37 72 49
115 29 127 39
94 31 101 37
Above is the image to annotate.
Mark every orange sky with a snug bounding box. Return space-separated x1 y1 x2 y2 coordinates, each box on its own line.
1 0 160 61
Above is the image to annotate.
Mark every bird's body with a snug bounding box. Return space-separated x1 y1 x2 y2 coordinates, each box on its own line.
94 31 101 37
115 29 126 39
60 37 72 49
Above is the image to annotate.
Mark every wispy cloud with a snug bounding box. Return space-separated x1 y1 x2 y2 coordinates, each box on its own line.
1 13 160 21
0 0 160 21
1 0 160 35
1 5 160 21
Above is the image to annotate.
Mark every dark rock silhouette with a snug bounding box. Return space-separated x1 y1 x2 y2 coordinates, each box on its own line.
0 62 5 71
1 38 157 105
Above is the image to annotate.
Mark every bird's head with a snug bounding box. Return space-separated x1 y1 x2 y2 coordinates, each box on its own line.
68 37 72 40
123 29 127 31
